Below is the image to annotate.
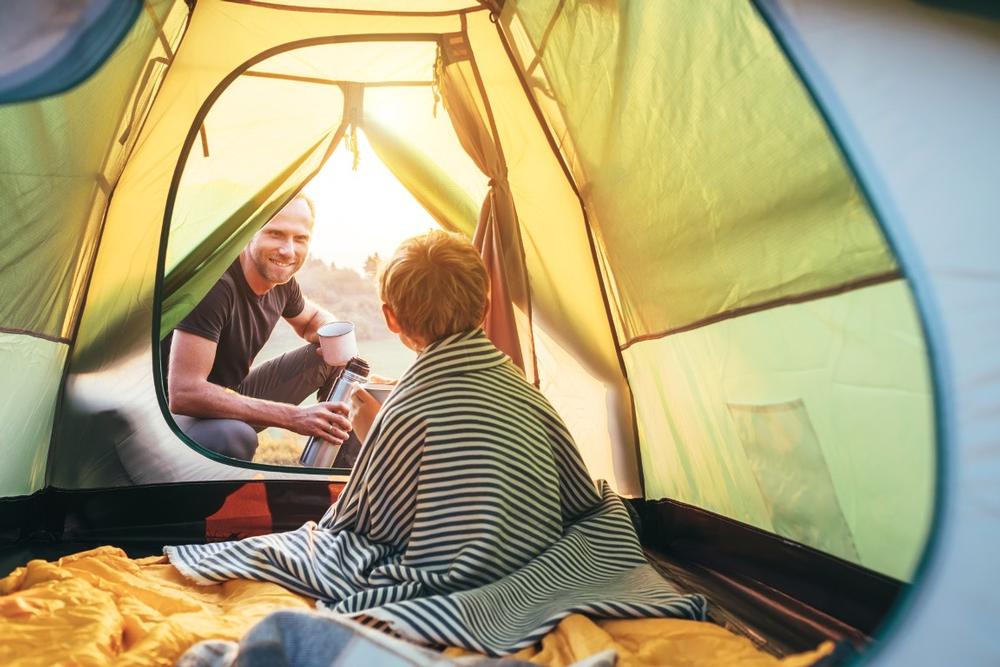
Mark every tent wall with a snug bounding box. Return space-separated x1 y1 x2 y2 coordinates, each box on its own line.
500 0 935 580
753 1 999 664
0 335 65 495
625 281 932 581
502 1 897 343
0 0 184 497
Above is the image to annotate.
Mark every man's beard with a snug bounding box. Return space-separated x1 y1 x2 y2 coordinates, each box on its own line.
254 253 300 284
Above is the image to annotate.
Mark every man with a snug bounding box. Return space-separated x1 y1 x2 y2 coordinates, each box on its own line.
166 194 350 461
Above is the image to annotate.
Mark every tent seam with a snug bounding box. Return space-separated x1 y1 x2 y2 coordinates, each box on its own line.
0 327 71 345
620 270 903 350
220 0 488 18
491 12 644 496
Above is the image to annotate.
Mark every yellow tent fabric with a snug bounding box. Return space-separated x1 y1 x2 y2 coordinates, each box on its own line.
50 0 639 495
0 547 833 666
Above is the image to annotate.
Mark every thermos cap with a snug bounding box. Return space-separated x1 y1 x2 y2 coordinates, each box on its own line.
344 356 370 378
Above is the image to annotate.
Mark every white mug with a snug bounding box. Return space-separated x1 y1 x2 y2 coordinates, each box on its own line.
317 321 358 366
348 382 394 423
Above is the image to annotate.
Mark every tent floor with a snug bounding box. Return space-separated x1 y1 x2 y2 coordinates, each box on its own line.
633 498 903 660
1 487 896 663
645 549 861 661
2 537 858 663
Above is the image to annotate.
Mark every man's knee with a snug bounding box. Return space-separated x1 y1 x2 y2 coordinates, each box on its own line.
176 416 259 461
213 421 259 460
298 343 337 390
238 343 336 404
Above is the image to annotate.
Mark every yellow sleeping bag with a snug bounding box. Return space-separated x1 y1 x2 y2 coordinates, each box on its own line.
0 547 833 666
445 615 834 666
0 546 312 666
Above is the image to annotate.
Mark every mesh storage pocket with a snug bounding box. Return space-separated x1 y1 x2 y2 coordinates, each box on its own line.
728 399 859 562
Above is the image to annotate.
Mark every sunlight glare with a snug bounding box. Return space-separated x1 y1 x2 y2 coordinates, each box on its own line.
303 129 439 272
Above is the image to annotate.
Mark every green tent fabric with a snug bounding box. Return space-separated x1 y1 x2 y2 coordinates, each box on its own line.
0 0 185 495
0 0 932 578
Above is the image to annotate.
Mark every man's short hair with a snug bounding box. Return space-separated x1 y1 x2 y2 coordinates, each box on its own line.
290 192 316 224
379 230 489 344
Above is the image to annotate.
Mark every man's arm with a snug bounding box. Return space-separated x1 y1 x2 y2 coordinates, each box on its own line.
285 297 335 344
168 330 350 443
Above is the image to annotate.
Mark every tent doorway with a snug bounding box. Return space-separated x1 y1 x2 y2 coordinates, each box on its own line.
240 129 469 466
155 38 498 471
151 32 622 484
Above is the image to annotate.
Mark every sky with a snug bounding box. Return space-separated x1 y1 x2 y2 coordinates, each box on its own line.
303 128 438 273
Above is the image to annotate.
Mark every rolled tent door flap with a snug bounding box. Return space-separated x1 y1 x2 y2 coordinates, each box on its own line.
437 31 536 381
363 114 480 238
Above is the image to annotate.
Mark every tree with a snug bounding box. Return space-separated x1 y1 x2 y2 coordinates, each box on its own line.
364 253 382 281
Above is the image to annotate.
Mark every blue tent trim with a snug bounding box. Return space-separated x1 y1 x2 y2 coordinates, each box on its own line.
0 0 143 104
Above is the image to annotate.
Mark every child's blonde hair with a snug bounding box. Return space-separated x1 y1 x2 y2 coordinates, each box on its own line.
379 230 489 344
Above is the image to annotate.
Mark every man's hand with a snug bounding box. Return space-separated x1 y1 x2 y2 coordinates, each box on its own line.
351 389 382 443
293 401 352 444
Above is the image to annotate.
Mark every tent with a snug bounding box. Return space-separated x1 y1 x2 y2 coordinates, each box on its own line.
0 0 996 663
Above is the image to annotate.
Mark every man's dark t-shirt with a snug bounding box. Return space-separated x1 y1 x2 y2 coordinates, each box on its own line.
168 259 305 390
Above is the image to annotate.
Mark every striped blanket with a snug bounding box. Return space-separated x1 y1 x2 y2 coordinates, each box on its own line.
166 329 706 655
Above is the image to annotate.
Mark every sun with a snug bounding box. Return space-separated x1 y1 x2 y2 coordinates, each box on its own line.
303 128 439 272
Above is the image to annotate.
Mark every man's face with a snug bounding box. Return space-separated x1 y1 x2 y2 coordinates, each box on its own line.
247 198 313 286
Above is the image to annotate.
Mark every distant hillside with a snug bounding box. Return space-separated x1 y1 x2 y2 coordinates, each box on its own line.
295 256 389 341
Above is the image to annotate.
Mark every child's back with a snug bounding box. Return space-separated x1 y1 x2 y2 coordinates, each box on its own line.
358 329 595 588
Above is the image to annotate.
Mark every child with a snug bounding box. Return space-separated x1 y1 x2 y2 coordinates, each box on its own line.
348 228 495 442
165 231 705 656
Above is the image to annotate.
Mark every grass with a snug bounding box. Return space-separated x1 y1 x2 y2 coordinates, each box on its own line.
254 428 305 466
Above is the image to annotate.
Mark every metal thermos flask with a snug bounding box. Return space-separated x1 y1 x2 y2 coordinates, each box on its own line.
299 356 369 467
